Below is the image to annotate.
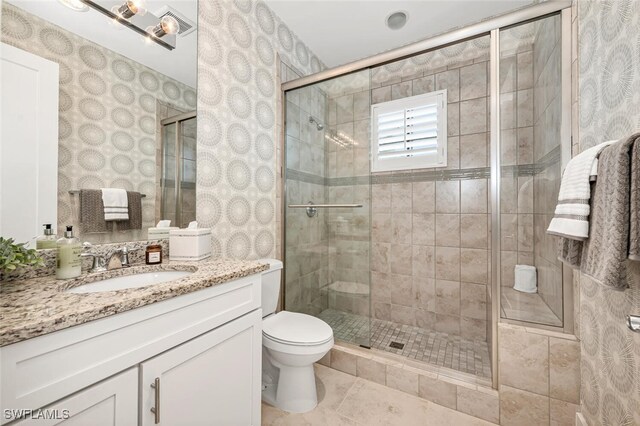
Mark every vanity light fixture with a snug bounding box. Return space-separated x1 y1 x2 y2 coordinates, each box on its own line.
146 15 180 38
82 0 176 50
57 0 89 12
111 0 147 19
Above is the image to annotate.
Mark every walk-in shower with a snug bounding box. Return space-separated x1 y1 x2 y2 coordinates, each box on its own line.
282 1 572 387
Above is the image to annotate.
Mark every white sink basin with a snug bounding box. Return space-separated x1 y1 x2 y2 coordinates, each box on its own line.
67 271 193 294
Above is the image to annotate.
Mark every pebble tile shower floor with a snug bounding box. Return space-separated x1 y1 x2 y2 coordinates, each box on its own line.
318 309 491 378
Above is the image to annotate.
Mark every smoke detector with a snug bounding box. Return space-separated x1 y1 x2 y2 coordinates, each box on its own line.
386 11 408 30
154 6 197 37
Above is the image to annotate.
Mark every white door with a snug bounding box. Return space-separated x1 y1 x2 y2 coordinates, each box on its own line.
141 309 262 426
0 43 58 246
12 368 138 425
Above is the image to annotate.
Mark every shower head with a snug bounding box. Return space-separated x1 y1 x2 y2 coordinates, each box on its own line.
309 116 324 131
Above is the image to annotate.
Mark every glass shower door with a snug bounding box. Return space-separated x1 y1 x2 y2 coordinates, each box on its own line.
284 69 372 347
161 112 197 228
498 14 565 327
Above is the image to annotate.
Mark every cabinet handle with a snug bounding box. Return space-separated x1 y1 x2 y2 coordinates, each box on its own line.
150 377 160 424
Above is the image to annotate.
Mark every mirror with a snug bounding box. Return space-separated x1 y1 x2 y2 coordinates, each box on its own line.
0 0 198 246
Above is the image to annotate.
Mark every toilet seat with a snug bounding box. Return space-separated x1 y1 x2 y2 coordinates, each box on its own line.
263 311 333 346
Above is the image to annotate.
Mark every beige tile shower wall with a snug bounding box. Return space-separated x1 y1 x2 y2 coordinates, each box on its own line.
325 83 372 318
498 43 536 293
283 67 329 315
196 0 324 259
498 323 580 426
531 15 564 320
332 57 493 341
1 4 195 243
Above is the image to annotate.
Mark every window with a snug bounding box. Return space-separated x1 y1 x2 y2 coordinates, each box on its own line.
371 90 447 172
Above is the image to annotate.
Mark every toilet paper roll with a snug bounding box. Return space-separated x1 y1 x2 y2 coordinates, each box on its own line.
514 264 537 293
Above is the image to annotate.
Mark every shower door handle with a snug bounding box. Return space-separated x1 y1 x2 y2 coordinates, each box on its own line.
628 315 640 333
288 202 363 218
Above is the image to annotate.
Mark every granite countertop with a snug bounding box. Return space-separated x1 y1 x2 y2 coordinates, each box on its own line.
0 259 269 347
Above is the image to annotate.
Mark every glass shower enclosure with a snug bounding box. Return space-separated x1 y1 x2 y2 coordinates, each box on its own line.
282 3 572 386
161 111 197 227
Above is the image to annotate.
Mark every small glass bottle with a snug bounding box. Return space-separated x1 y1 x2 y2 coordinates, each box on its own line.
56 226 82 279
36 224 57 249
145 244 162 265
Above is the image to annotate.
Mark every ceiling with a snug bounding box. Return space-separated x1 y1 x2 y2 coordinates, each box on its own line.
7 0 197 87
264 0 534 68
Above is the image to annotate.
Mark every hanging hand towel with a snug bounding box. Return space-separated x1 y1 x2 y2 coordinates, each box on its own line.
111 191 143 231
101 188 129 221
629 139 640 261
579 134 639 289
79 189 112 233
547 140 615 240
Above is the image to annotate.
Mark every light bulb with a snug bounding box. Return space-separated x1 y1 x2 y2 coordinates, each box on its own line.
57 0 89 12
113 0 146 19
160 15 180 35
148 15 180 38
127 0 146 15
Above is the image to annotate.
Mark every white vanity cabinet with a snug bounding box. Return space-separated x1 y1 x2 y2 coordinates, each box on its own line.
13 368 138 426
140 310 261 426
1 273 263 426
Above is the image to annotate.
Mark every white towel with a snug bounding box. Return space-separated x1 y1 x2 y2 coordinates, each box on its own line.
101 188 129 221
547 141 614 240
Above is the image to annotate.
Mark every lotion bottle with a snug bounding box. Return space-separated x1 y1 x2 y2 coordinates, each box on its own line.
36 224 57 249
56 226 82 279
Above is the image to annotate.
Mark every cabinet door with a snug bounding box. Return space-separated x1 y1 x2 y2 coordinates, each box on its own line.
141 309 262 426
12 368 137 426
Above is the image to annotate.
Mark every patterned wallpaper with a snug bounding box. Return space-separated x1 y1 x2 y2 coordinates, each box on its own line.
0 3 195 243
195 0 323 259
577 1 640 425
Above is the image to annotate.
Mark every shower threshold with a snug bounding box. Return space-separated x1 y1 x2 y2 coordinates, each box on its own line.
318 309 491 378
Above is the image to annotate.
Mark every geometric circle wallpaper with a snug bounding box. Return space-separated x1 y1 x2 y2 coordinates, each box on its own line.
197 0 322 259
577 1 640 425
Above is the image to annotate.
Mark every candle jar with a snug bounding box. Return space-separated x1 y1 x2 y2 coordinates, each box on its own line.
145 244 162 265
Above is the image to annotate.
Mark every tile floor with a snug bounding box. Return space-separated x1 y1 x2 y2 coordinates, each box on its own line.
318 309 491 378
262 364 496 425
500 288 562 326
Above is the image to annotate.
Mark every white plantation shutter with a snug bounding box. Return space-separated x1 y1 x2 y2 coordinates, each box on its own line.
372 90 447 172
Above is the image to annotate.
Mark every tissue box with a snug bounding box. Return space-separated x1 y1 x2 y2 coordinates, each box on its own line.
148 226 179 240
169 228 212 261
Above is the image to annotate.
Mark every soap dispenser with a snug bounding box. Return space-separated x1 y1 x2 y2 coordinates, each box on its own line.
56 225 82 279
36 224 57 249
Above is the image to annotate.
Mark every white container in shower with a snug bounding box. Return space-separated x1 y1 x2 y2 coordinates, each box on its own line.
514 265 537 293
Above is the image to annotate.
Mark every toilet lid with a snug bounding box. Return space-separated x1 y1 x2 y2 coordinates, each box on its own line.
263 311 333 346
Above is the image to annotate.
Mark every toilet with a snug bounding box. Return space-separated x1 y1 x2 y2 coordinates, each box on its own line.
259 259 334 413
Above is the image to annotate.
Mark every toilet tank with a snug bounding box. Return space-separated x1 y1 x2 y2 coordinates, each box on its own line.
258 258 283 317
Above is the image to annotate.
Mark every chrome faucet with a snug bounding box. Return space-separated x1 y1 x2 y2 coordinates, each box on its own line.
81 244 134 273
80 252 108 273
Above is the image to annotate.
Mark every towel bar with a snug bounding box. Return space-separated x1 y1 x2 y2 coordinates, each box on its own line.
68 190 146 198
288 201 363 218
